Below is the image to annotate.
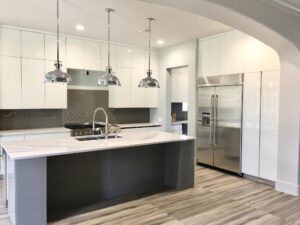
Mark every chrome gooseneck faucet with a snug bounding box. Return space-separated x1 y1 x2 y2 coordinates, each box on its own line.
92 107 109 139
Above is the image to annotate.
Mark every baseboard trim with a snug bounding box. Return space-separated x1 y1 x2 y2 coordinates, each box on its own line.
243 174 274 186
275 180 300 196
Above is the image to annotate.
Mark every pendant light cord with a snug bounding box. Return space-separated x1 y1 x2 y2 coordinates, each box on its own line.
148 19 152 76
56 0 60 67
107 9 111 69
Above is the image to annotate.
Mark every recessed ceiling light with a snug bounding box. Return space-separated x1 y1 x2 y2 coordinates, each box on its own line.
75 24 85 31
157 39 164 45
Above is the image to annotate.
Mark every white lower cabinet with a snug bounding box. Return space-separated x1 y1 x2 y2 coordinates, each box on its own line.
242 70 279 181
22 58 45 108
0 56 22 109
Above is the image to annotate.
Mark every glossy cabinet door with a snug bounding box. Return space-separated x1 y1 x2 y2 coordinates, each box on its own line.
83 40 101 71
109 67 131 108
0 28 21 57
145 70 158 108
198 39 210 77
66 38 84 69
171 67 188 103
245 36 263 73
131 69 146 107
45 34 66 61
208 37 221 76
21 31 44 59
45 83 67 109
44 60 67 108
259 70 279 181
261 45 280 71
0 56 22 109
220 32 246 75
242 72 261 176
100 43 117 71
116 45 133 68
22 58 45 108
132 48 146 70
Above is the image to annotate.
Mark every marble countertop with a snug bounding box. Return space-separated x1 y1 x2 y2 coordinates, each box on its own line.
0 123 162 137
0 127 70 137
118 122 162 129
2 131 194 160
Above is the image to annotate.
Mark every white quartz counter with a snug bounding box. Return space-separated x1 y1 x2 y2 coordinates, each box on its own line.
0 123 162 137
2 131 194 160
0 127 70 137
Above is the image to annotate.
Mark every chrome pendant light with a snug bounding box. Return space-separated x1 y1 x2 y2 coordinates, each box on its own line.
97 8 121 86
138 18 160 88
45 0 71 83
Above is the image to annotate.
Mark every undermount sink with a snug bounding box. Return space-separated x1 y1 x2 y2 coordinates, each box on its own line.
75 135 122 141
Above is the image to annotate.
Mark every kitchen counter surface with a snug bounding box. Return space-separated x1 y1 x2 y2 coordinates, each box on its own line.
2 131 194 160
118 122 162 129
0 127 70 137
0 123 162 137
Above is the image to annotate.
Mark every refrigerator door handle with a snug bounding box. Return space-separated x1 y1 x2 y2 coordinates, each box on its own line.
214 94 219 146
210 95 214 146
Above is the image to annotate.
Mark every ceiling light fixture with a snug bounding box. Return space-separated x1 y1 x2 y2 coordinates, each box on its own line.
157 39 164 45
45 0 71 83
75 24 85 31
138 18 160 88
97 8 121 87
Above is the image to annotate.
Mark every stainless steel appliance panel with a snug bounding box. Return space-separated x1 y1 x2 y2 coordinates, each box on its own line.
197 87 215 166
213 85 242 173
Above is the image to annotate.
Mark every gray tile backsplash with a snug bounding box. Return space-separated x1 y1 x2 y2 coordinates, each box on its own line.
0 89 149 131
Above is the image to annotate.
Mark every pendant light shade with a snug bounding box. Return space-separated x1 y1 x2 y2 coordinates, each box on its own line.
138 70 160 88
138 18 160 88
97 8 121 87
45 0 71 83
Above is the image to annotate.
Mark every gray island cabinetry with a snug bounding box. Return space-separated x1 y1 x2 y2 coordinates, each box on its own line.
2 131 195 225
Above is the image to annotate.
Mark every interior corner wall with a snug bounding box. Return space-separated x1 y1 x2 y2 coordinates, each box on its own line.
150 40 198 137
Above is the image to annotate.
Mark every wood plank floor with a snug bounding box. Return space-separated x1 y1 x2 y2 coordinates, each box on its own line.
1 166 300 225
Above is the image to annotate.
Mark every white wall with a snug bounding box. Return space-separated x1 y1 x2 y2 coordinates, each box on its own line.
150 40 197 137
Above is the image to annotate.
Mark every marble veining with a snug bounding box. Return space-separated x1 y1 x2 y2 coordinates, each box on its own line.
2 131 194 160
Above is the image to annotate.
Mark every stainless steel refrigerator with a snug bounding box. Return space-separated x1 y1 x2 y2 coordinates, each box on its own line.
197 74 243 174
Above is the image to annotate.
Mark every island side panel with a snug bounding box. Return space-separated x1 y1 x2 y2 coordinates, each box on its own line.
7 155 47 225
164 140 195 190
111 145 165 196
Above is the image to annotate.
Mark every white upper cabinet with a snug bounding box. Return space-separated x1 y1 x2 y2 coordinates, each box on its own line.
0 56 22 109
198 39 210 77
131 69 147 107
109 67 132 108
45 34 66 61
132 48 146 70
145 70 158 108
0 28 21 57
199 30 280 76
116 46 132 68
220 32 246 75
100 43 117 71
83 40 101 71
66 38 84 69
245 36 263 73
208 37 221 76
45 83 67 109
21 31 44 59
21 58 45 108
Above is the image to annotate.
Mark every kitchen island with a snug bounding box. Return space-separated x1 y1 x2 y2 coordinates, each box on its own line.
2 131 195 225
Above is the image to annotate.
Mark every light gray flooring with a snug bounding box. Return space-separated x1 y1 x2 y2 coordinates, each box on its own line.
1 167 300 225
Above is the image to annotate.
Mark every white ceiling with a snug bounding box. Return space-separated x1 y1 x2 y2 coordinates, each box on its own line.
266 0 300 16
0 0 232 48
